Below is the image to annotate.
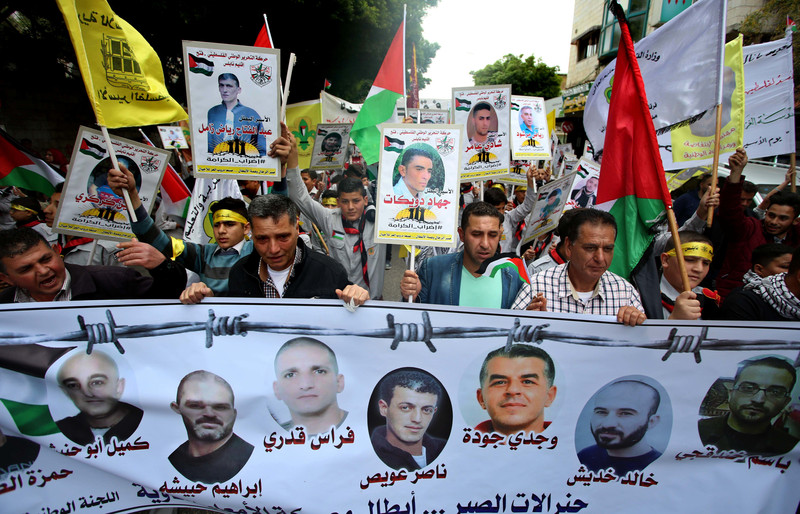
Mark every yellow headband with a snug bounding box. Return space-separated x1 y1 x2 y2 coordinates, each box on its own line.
491 184 505 191
213 209 248 225
11 205 38 215
666 242 714 261
322 198 338 206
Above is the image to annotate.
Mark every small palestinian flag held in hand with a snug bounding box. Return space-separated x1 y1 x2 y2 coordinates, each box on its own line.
477 253 530 284
188 54 214 76
384 136 405 153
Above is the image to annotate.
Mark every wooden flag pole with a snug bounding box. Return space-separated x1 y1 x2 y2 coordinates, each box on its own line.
279 53 297 122
791 153 796 193
407 244 416 303
666 207 692 293
100 125 137 222
705 104 724 226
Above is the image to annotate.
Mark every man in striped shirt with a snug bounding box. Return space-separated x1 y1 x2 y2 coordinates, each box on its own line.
512 209 646 326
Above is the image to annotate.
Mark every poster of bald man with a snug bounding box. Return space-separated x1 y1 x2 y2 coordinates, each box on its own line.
183 41 280 180
50 349 142 446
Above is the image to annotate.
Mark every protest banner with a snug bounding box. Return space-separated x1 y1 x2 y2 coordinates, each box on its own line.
565 158 601 210
419 109 449 124
501 159 535 187
0 299 798 513
309 124 353 170
321 91 362 124
183 41 280 180
375 124 463 246
511 96 550 161
520 173 577 245
452 85 512 181
287 99 322 170
53 127 168 241
583 0 726 153
157 126 190 150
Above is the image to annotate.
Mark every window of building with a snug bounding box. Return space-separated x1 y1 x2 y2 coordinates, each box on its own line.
599 0 650 59
577 31 599 61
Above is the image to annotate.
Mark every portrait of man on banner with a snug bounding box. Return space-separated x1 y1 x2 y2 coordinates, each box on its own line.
207 72 266 157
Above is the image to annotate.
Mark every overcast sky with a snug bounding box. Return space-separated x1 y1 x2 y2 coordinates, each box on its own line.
419 0 575 99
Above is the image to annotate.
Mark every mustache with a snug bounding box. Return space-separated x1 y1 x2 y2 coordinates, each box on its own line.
595 428 624 437
194 416 223 426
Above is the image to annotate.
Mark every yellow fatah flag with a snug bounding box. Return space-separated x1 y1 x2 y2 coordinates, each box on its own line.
286 100 322 169
56 0 187 128
546 109 556 136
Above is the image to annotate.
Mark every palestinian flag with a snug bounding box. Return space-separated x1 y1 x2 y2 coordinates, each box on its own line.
0 128 64 196
788 16 797 32
79 138 106 159
351 18 405 165
477 253 530 284
454 98 472 111
384 136 405 153
188 53 214 76
511 101 520 111
324 79 332 90
0 344 72 437
140 129 191 218
595 12 672 279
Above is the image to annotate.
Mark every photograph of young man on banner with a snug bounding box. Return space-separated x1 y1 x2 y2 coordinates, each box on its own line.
452 85 511 181
308 123 352 171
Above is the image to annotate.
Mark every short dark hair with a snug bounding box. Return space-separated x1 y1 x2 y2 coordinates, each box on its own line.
790 245 800 275
338 177 366 197
344 163 365 178
768 191 800 218
479 344 555 388
401 148 433 167
564 208 617 243
321 189 338 202
555 208 581 238
751 243 793 269
602 379 661 417
741 180 758 194
461 201 503 230
378 369 441 406
11 197 44 220
663 230 713 254
176 370 235 406
209 197 249 221
301 169 318 180
734 356 797 391
0 227 50 273
484 187 508 207
472 102 491 116
218 73 240 87
274 337 339 374
248 194 298 225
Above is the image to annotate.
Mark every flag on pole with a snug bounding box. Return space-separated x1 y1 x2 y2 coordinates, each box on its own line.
477 253 531 285
324 79 332 90
595 6 673 279
788 16 797 32
0 129 64 196
140 130 191 219
55 0 187 128
583 0 726 153
254 15 274 48
350 17 405 165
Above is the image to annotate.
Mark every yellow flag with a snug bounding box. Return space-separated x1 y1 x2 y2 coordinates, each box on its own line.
286 100 322 169
546 109 556 136
670 35 745 163
56 0 187 128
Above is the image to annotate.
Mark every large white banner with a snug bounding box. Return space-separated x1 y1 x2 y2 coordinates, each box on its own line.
452 85 512 181
321 91 362 124
55 127 168 241
1 301 799 513
584 0 725 153
183 42 281 180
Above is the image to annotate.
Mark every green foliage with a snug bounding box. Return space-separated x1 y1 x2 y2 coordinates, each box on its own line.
470 54 562 99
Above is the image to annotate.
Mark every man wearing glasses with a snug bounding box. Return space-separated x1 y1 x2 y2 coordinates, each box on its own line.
699 357 798 455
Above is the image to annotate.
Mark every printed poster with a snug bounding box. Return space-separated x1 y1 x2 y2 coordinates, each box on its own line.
520 172 577 245
452 85 511 181
565 158 601 210
156 126 189 150
309 123 352 170
286 99 322 170
1 300 799 513
511 96 550 160
53 126 168 241
183 41 280 179
321 90 361 124
375 124 463 246
419 109 449 124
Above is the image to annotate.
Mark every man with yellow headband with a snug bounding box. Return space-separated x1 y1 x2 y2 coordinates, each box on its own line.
659 231 720 320
107 166 252 295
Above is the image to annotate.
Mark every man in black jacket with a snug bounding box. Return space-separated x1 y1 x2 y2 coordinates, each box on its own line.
180 194 368 305
0 227 186 303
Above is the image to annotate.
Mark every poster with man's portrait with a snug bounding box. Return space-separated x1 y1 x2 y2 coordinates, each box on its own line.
308 123 352 170
375 124 463 247
183 41 280 180
520 172 577 245
452 85 511 181
511 96 549 160
54 127 168 241
419 109 449 124
157 126 189 150
565 158 601 210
